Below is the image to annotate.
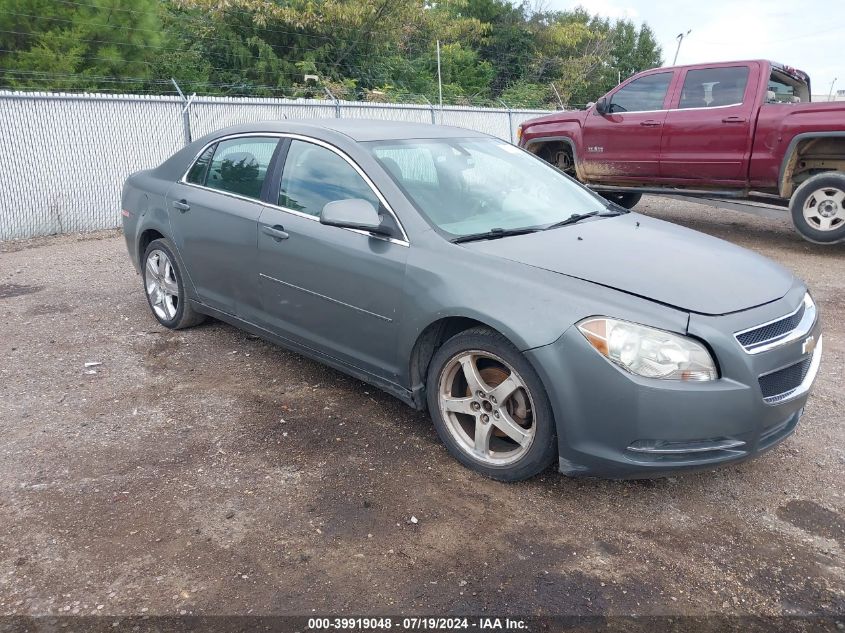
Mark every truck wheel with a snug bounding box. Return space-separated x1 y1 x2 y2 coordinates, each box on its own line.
790 172 845 244
539 145 576 178
603 192 642 209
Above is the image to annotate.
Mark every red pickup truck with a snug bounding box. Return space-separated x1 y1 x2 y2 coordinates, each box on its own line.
518 59 845 244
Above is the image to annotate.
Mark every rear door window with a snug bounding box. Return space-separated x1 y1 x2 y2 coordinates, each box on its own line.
186 145 215 184
609 72 672 113
678 66 750 109
205 137 279 200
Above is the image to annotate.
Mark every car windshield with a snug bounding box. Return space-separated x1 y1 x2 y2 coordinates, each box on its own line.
364 138 606 238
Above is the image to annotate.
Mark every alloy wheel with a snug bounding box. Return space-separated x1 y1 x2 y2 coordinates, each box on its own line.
802 186 845 232
438 350 536 466
145 249 179 321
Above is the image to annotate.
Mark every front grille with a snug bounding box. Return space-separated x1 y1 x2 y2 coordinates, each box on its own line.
759 356 813 403
737 303 805 350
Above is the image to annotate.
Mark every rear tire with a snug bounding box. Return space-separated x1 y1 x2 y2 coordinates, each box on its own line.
425 327 557 481
142 238 206 329
789 172 845 244
603 192 642 209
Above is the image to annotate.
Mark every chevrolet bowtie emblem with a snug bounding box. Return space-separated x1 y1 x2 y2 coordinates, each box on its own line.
802 335 816 355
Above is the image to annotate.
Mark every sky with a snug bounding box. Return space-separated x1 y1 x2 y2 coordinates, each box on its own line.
545 0 844 97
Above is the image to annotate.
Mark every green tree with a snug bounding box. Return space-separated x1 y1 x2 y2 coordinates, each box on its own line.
0 0 166 91
0 0 663 106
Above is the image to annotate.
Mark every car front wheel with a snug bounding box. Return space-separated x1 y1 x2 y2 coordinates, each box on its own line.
142 238 206 329
790 172 845 244
426 327 557 481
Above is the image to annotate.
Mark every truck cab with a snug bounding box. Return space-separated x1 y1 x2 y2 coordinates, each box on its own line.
519 60 845 244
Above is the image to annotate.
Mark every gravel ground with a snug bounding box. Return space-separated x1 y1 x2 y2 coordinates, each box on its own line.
0 197 843 619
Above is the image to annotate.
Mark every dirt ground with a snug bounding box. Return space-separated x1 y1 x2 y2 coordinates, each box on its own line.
0 197 843 619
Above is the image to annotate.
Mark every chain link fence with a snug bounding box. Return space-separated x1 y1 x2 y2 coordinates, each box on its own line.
0 90 553 241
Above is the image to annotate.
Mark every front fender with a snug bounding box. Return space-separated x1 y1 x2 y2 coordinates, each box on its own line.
396 236 690 388
521 124 586 181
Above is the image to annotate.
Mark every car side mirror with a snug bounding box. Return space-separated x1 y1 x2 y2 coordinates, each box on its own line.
595 97 608 115
320 198 391 235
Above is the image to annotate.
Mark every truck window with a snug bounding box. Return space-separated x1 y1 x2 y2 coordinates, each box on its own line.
768 69 810 103
678 66 749 109
608 72 672 113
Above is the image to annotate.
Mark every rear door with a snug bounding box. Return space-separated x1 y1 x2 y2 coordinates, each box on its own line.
168 136 280 316
256 138 409 381
660 64 757 182
580 71 674 180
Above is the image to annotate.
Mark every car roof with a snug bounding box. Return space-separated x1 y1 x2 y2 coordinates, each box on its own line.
206 119 490 142
154 118 493 181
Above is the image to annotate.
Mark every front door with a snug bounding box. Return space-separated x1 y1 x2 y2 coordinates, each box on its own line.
660 65 755 182
168 136 280 316
580 71 674 181
257 139 409 381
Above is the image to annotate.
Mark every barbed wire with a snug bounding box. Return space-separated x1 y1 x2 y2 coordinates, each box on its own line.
0 71 574 108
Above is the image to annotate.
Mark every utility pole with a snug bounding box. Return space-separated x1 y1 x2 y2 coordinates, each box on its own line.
436 39 443 120
828 78 838 101
672 30 691 66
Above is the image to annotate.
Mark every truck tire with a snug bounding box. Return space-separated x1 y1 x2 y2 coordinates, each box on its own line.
789 172 845 244
603 192 642 209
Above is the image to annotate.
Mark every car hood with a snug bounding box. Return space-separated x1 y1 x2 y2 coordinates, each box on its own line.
461 213 795 315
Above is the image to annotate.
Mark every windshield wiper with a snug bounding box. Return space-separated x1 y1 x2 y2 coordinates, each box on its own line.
545 203 629 231
544 211 602 230
451 227 540 243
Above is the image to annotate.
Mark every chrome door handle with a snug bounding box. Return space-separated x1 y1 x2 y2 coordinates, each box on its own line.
640 120 662 127
172 200 190 212
262 225 289 241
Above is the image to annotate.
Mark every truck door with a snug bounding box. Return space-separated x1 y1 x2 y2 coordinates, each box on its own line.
660 64 757 183
580 71 673 180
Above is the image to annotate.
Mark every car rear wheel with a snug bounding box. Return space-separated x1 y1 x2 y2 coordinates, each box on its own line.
603 192 642 209
142 238 206 329
790 172 845 244
426 327 557 481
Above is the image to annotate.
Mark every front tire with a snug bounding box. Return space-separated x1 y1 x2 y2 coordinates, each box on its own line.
603 192 642 209
426 327 557 481
142 238 206 329
789 172 845 244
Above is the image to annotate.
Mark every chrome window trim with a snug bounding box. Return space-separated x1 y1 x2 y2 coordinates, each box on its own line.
601 108 669 115
673 102 743 111
602 103 745 116
178 131 410 246
760 335 823 406
734 293 816 354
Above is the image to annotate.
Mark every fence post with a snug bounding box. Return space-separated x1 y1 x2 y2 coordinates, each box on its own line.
421 95 436 124
171 78 194 145
499 99 514 144
324 86 341 118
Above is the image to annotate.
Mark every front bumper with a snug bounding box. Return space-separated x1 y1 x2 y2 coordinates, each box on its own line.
525 288 822 479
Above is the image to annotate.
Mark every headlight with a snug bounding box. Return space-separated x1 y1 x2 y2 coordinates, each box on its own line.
577 317 718 381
